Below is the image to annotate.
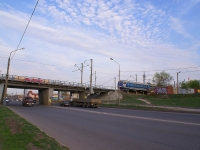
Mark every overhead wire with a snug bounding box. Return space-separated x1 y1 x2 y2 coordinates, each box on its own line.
11 0 40 60
100 76 118 85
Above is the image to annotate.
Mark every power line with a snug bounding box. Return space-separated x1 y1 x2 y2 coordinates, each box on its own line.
100 76 118 85
121 66 200 73
0 55 75 70
11 0 40 60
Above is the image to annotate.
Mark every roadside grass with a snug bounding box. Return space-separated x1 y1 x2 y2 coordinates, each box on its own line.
101 103 160 109
102 93 146 105
120 93 147 105
144 94 200 108
102 93 200 109
0 106 69 150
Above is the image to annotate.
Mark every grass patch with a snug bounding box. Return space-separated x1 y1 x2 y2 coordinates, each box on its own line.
103 93 146 105
100 103 171 111
143 94 200 108
101 93 200 109
0 106 69 150
121 94 147 105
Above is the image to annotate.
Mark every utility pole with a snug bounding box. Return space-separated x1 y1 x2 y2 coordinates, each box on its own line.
114 77 116 92
143 72 145 84
2 56 11 104
90 59 93 94
2 48 25 105
95 71 97 87
81 63 83 85
84 59 93 94
136 74 137 83
73 63 84 85
177 71 181 94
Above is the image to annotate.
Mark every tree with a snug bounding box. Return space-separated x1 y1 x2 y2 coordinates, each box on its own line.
153 71 173 86
181 80 200 89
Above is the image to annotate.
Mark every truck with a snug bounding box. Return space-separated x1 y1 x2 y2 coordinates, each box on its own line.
70 99 101 108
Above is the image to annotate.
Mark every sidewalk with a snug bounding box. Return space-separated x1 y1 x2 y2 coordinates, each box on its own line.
137 105 200 113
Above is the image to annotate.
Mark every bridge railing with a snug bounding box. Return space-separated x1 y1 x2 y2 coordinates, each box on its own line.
0 74 114 90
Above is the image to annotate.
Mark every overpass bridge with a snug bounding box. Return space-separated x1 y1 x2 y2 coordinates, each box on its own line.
0 74 114 105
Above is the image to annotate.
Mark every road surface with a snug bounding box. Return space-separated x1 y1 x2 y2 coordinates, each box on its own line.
7 101 200 150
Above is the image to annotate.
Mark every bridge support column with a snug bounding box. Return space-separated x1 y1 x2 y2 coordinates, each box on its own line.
79 91 86 99
24 89 27 97
58 91 61 101
38 88 53 105
0 83 5 104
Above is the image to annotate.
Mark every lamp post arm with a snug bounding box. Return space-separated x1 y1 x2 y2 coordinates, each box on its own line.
1 48 24 104
112 59 120 81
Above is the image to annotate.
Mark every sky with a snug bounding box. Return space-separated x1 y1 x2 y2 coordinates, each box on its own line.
0 0 200 94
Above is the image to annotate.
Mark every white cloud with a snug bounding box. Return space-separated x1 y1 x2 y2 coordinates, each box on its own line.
169 17 193 39
0 0 200 89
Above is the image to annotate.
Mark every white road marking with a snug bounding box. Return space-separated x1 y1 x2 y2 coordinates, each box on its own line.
49 106 200 126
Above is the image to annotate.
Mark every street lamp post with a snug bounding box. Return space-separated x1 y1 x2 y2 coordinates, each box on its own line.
177 71 181 94
110 58 120 81
110 58 120 105
2 48 25 104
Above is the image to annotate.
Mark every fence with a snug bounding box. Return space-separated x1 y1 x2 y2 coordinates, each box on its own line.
148 86 200 95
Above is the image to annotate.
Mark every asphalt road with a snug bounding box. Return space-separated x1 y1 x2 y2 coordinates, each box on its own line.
7 101 200 150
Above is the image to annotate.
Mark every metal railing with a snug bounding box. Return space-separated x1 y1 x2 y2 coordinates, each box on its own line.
0 74 114 90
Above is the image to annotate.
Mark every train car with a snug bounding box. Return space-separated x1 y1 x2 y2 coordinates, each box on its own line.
25 77 31 82
43 79 50 84
25 77 43 83
118 80 151 91
17 76 25 82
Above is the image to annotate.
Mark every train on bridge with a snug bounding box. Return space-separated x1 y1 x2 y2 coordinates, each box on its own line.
118 80 151 92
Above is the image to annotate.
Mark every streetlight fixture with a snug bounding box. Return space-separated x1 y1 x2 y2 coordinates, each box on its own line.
110 58 120 81
2 48 25 104
110 58 120 105
177 71 181 94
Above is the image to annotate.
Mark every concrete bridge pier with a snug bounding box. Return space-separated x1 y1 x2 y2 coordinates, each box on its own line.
38 88 53 105
58 91 61 100
0 83 5 104
79 91 86 99
24 89 27 97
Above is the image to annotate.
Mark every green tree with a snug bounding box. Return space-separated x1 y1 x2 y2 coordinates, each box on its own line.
153 71 173 86
181 82 188 88
181 80 200 89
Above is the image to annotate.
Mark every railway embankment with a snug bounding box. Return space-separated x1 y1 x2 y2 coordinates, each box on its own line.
101 92 200 113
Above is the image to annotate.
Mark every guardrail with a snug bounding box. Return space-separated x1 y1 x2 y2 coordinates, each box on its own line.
0 74 114 90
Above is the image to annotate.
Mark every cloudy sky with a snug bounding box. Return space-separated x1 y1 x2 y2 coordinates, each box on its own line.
0 0 200 94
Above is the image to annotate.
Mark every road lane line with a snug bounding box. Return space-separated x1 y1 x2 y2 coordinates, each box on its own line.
49 106 200 126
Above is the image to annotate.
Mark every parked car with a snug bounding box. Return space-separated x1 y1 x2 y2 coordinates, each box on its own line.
33 99 36 103
22 97 34 107
60 101 70 107
3 98 9 103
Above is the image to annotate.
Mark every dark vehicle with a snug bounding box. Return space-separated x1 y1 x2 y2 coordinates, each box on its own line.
70 99 101 108
6 99 9 103
33 99 36 103
60 101 70 107
22 97 34 107
3 98 9 103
